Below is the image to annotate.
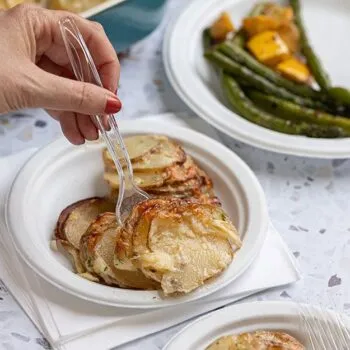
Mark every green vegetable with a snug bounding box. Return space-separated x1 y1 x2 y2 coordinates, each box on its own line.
232 2 267 47
222 74 347 138
205 50 326 109
290 0 331 91
248 90 350 134
203 28 212 51
232 29 246 47
328 87 350 106
217 41 324 100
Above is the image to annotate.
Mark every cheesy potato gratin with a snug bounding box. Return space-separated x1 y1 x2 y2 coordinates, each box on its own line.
52 135 241 295
206 331 305 350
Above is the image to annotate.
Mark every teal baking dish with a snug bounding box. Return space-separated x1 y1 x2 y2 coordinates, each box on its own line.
81 0 167 52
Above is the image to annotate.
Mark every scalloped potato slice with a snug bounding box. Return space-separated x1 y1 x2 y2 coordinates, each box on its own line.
103 135 165 166
164 156 198 185
103 139 186 172
80 213 158 289
114 198 176 271
206 331 305 350
58 240 85 274
104 155 199 191
104 170 166 190
132 201 241 295
131 140 186 172
55 197 114 250
149 177 202 195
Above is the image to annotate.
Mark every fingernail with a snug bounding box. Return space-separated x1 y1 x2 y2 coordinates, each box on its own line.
105 97 121 114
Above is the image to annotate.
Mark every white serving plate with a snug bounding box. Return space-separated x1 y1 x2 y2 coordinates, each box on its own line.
163 301 350 349
6 119 268 308
163 0 350 158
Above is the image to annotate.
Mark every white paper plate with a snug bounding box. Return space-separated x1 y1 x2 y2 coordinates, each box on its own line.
6 119 268 308
163 0 350 158
163 301 350 349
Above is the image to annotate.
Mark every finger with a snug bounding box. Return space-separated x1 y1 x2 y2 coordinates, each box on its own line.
59 112 85 145
39 11 119 92
76 114 98 141
46 109 61 121
48 110 100 141
30 66 122 115
37 56 74 79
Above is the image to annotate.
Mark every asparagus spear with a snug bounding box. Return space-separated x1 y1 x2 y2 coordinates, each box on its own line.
222 74 347 138
217 42 324 100
203 28 212 51
290 0 331 91
205 50 327 109
248 90 350 133
328 87 350 106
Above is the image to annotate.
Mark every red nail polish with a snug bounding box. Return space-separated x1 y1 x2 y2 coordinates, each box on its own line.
105 98 121 114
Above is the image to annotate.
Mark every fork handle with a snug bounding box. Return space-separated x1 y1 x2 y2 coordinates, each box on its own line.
58 17 127 216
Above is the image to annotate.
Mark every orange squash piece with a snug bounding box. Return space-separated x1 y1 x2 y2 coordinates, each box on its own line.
277 22 300 53
247 31 290 66
243 15 280 37
210 12 235 41
263 4 294 25
277 57 311 83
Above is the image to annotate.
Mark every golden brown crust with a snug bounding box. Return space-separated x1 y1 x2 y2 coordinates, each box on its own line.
163 156 198 185
148 177 202 195
206 331 305 350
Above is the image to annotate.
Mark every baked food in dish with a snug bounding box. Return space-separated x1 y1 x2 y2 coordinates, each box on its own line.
115 197 241 295
52 134 241 295
206 331 305 349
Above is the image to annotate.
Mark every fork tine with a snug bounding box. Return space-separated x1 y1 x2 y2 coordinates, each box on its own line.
316 307 338 349
325 295 346 348
300 303 350 350
332 314 348 348
326 292 350 349
299 304 322 350
307 305 329 350
333 312 350 349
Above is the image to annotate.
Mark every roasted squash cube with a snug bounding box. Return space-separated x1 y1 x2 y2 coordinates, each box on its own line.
210 12 235 41
263 4 294 25
277 57 311 83
243 15 280 37
277 22 300 53
247 31 290 66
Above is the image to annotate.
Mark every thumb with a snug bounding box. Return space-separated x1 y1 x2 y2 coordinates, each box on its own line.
30 69 121 115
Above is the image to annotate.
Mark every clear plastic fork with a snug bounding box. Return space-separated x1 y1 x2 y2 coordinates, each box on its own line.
299 303 350 349
59 17 149 226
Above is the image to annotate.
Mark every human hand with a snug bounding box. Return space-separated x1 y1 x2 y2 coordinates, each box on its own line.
0 4 121 144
